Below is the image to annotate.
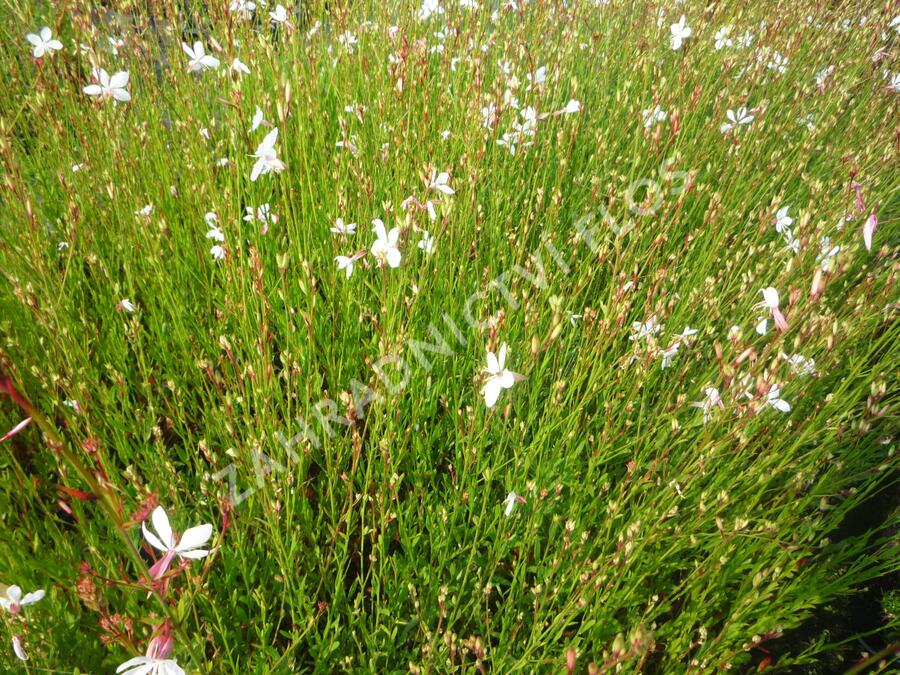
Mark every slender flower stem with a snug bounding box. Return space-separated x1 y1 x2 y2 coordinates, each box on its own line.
0 371 205 671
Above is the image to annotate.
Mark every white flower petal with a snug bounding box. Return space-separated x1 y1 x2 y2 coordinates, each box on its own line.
176 523 213 552
20 590 44 606
151 506 175 548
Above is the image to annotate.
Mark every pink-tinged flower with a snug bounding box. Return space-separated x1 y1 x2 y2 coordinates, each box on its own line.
0 417 32 444
370 219 401 268
250 127 285 181
182 41 219 72
851 181 866 213
810 268 824 298
1 586 44 616
26 27 63 58
863 212 877 251
567 647 577 675
481 342 523 408
142 506 213 579
11 635 27 662
83 68 131 103
117 621 184 675
759 287 788 332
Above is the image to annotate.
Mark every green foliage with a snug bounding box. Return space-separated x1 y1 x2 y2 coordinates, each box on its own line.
0 0 897 672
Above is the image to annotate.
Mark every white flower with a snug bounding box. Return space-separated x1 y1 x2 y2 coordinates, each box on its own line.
210 245 226 260
659 341 680 369
817 237 840 271
71 163 85 173
670 15 691 50
83 68 131 103
119 299 136 313
481 342 522 408
428 170 455 195
783 353 816 376
629 316 661 341
331 218 357 236
419 0 444 21
761 384 791 413
886 73 900 93
417 231 435 254
737 30 754 49
12 636 27 662
335 255 355 278
720 106 754 133
142 506 213 579
518 107 538 135
26 27 63 58
182 41 220 72
526 66 546 90
561 99 581 115
337 31 358 53
229 0 257 19
206 223 225 242
108 36 125 55
205 213 224 242
370 219 401 268
116 650 185 675
863 213 877 251
497 132 518 155
691 387 723 423
231 58 251 76
767 52 788 75
250 127 285 181
270 4 288 22
814 66 833 88
642 105 667 129
250 106 268 132
503 491 524 516
0 586 44 616
481 102 496 129
244 204 277 224
135 204 153 218
774 206 793 233
714 26 733 50
782 230 799 255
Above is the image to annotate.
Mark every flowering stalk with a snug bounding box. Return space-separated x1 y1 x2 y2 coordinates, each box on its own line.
0 368 204 670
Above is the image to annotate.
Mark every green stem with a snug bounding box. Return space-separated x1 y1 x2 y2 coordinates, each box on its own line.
2 375 206 672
